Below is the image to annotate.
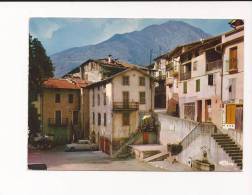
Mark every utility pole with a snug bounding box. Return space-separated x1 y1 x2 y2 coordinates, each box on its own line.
149 49 153 65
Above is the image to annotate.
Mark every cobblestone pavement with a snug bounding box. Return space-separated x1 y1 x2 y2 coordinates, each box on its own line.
28 147 165 171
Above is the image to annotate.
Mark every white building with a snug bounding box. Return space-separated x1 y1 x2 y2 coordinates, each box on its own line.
86 68 155 155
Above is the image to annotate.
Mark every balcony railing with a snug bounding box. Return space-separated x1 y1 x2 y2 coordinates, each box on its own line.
113 102 139 111
180 71 191 81
206 59 223 71
48 118 69 127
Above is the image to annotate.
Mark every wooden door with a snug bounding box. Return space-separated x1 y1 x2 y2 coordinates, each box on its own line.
229 47 238 71
226 104 236 124
197 100 202 122
143 132 149 144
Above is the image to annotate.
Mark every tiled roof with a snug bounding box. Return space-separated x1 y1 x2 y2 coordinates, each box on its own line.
43 78 88 89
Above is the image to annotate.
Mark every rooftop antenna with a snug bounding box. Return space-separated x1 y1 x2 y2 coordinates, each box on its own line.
149 49 153 65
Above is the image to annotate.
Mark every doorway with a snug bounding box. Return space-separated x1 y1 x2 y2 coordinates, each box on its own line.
197 100 202 122
205 99 212 122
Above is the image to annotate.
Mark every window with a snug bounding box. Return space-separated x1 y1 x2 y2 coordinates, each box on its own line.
104 113 107 126
103 93 106 105
92 89 95 107
208 74 214 86
98 113 101 126
123 91 129 104
68 94 73 103
183 82 187 94
122 76 129 85
55 110 61 126
98 94 100 106
55 94 60 103
139 77 145 86
193 61 197 71
196 79 200 92
92 112 95 125
229 46 238 72
139 92 146 104
122 112 130 126
73 111 78 125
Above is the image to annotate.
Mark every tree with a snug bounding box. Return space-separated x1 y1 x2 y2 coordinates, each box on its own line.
29 35 54 103
28 35 54 135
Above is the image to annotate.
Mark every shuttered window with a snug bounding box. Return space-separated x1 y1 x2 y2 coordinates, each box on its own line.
196 79 200 92
139 92 146 104
183 81 187 94
208 74 214 86
122 112 130 126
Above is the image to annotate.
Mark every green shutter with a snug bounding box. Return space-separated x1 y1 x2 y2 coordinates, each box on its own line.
196 79 200 92
183 82 187 94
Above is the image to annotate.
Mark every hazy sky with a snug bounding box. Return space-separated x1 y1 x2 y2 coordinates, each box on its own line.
29 18 232 55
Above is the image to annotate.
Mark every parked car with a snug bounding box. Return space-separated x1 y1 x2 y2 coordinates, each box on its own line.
65 140 99 152
28 163 47 170
29 132 53 150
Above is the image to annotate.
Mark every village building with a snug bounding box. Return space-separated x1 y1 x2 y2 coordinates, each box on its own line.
216 19 244 145
152 55 167 108
85 67 156 155
177 35 223 127
33 78 89 144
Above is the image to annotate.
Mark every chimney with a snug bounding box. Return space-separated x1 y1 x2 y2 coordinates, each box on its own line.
108 54 112 63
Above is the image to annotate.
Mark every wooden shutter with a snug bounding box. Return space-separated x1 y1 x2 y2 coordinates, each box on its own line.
226 104 236 124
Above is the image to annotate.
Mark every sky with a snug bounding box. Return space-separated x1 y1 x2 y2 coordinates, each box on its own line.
29 18 232 55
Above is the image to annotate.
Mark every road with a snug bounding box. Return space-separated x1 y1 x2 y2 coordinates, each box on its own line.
28 147 165 171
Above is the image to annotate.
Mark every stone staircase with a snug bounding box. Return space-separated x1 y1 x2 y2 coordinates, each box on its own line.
143 152 170 162
112 131 141 158
211 133 243 169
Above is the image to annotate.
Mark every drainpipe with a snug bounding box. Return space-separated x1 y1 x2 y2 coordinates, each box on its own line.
215 45 223 101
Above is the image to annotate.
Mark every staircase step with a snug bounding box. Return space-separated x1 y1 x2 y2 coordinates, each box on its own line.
225 150 242 154
234 159 242 164
231 156 242 160
143 152 170 162
229 153 243 157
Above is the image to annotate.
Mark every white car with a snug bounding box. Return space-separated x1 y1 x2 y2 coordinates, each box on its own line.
65 140 99 152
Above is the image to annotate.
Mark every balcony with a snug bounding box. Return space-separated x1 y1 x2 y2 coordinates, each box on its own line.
180 71 191 81
48 118 69 127
113 102 139 111
206 59 223 71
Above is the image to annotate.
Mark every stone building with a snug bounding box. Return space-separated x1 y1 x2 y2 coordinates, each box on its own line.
85 67 156 155
216 20 244 145
34 78 89 144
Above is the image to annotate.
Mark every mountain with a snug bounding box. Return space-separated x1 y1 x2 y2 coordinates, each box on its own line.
50 21 211 76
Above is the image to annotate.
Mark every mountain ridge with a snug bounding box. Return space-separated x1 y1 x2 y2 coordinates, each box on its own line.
50 21 211 76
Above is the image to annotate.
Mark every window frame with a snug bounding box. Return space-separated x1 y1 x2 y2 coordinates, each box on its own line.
122 112 130 126
122 76 129 85
183 81 187 94
139 91 146 104
55 94 60 103
68 94 74 103
139 76 146 86
98 113 101 126
104 113 107 126
196 79 200 92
